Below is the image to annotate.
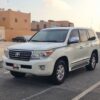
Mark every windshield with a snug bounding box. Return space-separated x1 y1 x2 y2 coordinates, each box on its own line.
30 29 69 42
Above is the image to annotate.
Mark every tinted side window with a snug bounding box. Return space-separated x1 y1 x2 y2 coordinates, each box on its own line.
69 29 80 43
88 29 95 39
79 29 88 42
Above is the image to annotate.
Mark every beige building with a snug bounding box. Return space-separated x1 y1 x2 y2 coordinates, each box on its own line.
31 20 74 31
0 9 33 41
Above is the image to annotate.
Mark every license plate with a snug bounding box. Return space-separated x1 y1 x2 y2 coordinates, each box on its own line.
13 64 19 70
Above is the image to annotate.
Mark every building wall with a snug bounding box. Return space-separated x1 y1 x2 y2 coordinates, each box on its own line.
31 20 74 31
0 9 33 41
5 29 34 41
8 10 31 30
0 10 10 29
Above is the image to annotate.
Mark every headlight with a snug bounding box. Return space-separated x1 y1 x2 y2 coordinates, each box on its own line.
31 49 54 60
4 48 9 58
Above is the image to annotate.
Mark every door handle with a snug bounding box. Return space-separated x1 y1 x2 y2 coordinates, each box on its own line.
80 46 83 49
85 43 89 46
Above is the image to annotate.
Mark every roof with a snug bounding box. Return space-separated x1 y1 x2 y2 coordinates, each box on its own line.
42 27 91 30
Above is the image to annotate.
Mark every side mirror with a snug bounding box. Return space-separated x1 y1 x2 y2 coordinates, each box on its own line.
68 37 79 44
88 37 96 41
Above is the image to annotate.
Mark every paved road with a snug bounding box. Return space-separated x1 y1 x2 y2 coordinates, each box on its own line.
0 40 100 100
0 62 100 100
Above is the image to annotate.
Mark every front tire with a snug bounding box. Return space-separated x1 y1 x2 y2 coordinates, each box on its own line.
86 53 97 71
10 71 26 78
51 60 67 85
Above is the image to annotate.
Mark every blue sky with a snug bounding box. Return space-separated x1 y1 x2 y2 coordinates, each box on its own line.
0 0 100 31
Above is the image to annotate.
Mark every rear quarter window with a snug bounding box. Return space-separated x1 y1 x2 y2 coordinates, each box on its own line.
88 29 95 38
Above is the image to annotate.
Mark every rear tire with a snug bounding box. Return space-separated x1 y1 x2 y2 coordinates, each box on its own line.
86 53 97 71
51 60 67 85
10 71 26 78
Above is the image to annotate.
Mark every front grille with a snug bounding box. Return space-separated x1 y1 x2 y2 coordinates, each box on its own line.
9 50 32 61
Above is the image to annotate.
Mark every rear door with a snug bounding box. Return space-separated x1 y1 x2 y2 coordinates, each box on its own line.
68 29 83 70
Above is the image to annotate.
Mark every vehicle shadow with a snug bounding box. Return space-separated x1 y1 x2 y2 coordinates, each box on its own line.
68 67 87 78
2 65 98 88
2 74 52 88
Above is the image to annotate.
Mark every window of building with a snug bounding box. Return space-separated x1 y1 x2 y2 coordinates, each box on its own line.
2 17 6 21
37 24 40 31
60 24 64 27
15 18 18 23
25 19 27 23
44 24 47 28
10 28 14 30
68 23 71 27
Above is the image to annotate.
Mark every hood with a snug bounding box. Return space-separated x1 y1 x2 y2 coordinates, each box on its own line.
8 42 66 51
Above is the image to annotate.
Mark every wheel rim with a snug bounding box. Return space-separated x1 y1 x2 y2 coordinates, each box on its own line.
56 65 65 81
91 56 96 69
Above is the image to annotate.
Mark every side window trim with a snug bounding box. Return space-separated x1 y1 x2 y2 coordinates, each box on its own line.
78 29 81 42
86 29 90 41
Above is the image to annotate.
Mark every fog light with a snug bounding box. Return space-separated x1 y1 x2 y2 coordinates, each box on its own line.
39 65 45 70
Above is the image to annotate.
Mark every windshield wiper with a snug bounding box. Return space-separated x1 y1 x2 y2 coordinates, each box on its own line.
30 40 61 42
30 40 43 42
44 40 60 42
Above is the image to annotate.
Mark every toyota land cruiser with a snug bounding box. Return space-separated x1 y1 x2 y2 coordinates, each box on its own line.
3 27 100 84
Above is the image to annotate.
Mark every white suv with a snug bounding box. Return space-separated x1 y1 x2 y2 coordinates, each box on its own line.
3 27 100 84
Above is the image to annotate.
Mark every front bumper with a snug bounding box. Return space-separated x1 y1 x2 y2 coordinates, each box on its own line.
3 56 55 76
